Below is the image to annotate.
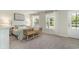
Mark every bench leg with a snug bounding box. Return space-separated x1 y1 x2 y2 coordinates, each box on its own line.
33 34 35 39
27 36 29 40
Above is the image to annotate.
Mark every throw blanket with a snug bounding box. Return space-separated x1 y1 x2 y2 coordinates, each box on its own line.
13 29 23 40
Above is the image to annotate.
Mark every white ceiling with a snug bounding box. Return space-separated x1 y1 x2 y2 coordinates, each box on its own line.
0 10 54 15
12 10 45 14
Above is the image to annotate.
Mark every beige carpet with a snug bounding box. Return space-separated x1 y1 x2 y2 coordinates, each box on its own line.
10 34 79 49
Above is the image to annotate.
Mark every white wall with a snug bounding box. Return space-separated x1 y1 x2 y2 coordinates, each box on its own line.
55 11 68 37
25 14 31 26
0 10 12 25
34 11 79 39
0 10 11 48
0 28 9 48
11 11 31 26
38 11 68 36
39 12 56 34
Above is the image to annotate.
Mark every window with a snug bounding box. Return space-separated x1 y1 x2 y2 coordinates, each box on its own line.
46 14 55 29
32 16 39 27
71 12 79 30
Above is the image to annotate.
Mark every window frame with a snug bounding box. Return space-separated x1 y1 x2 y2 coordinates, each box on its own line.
46 13 56 30
71 12 79 30
31 15 39 27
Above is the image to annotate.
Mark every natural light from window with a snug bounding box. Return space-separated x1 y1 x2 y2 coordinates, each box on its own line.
46 13 55 29
71 12 79 30
32 16 39 27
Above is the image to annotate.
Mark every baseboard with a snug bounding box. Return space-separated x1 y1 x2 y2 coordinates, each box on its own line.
42 32 79 39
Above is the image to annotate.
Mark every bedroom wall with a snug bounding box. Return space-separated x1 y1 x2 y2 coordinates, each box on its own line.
11 11 31 26
35 10 79 39
38 11 68 37
0 10 11 48
39 12 56 34
0 10 12 25
55 11 68 37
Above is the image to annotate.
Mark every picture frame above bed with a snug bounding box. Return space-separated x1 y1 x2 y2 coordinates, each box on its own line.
14 13 25 21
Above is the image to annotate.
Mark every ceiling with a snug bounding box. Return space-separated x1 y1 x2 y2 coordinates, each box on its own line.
12 10 45 14
0 10 54 15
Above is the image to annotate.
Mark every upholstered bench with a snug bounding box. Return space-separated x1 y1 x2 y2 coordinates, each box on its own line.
23 27 42 40
23 28 35 40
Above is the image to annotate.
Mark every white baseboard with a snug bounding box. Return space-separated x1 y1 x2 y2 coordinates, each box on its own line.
42 31 79 39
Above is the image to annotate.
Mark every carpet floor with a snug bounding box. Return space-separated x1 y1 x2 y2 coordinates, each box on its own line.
10 34 79 49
